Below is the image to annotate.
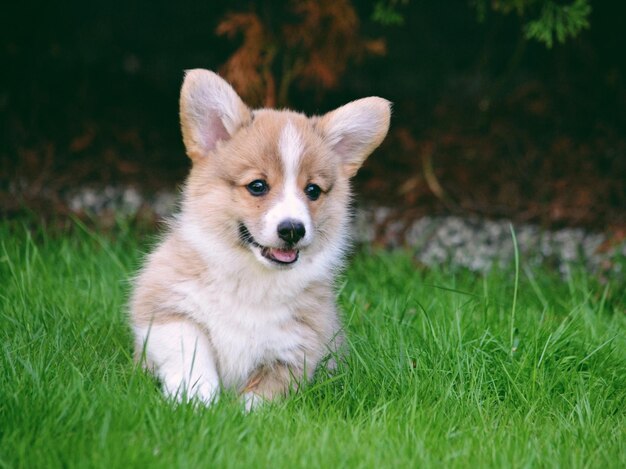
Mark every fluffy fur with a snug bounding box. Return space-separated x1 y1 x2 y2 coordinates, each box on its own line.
130 69 390 407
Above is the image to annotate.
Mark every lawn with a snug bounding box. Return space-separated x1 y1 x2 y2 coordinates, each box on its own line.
1 220 625 468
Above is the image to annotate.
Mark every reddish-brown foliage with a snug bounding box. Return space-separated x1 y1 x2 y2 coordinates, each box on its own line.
216 0 385 107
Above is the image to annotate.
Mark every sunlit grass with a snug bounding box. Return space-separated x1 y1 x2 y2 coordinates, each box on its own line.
1 220 624 468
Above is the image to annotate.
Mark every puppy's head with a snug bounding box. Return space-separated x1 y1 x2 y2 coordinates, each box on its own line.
179 69 390 270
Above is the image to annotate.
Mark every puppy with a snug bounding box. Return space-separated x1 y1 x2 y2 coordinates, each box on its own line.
130 69 390 407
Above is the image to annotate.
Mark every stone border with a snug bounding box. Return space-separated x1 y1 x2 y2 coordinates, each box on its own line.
65 186 626 276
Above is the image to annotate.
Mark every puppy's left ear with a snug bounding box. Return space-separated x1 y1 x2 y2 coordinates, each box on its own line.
318 97 391 177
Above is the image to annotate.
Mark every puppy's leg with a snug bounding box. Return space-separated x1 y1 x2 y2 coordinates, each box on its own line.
241 363 304 410
135 319 219 404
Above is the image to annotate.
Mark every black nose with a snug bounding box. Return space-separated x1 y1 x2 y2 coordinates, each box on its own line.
277 219 306 244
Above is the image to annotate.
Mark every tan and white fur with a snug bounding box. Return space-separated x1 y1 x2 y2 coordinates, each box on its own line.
130 69 390 408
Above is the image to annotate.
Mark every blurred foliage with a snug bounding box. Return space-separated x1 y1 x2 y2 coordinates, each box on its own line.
371 0 409 26
374 0 591 47
217 0 385 107
2 0 624 228
522 0 591 47
219 0 593 106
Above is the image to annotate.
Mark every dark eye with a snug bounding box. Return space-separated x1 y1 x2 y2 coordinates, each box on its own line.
247 179 269 196
304 183 322 201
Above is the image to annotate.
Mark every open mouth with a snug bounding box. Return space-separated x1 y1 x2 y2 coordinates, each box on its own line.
238 223 300 265
260 246 299 264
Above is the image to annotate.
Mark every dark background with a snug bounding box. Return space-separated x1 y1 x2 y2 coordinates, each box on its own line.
2 1 625 229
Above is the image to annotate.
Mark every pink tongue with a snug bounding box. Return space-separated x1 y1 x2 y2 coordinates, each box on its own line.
269 248 298 263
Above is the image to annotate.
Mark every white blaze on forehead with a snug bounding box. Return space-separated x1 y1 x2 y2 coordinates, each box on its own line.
260 120 312 246
278 120 304 178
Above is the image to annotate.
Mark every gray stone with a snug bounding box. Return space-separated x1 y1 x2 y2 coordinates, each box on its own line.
61 187 626 278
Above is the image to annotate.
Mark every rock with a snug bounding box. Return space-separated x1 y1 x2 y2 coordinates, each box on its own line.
62 187 626 278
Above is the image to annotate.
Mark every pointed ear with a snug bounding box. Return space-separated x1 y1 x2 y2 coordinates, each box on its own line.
179 69 251 161
318 97 391 177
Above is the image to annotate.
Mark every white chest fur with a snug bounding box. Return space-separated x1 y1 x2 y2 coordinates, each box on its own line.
172 278 315 388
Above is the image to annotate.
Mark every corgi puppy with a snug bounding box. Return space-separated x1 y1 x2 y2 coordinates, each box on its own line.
130 69 390 407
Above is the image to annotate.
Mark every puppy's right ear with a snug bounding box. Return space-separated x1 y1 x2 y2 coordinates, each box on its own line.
179 69 251 161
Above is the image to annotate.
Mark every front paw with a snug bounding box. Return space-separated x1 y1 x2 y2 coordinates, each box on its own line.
239 363 297 410
241 391 266 412
162 376 220 406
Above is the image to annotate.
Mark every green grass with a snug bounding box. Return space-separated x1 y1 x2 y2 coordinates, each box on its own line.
1 219 625 468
